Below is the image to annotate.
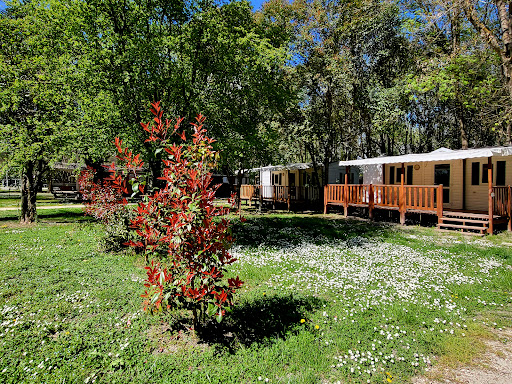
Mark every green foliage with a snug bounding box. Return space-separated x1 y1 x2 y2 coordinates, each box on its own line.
272 0 411 171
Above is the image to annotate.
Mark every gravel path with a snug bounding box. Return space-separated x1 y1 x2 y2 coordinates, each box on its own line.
413 328 512 384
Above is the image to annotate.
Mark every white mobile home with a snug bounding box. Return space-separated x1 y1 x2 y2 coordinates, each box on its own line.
239 163 323 208
325 147 512 234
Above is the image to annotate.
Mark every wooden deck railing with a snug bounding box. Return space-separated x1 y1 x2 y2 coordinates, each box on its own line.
240 185 258 200
239 185 321 207
492 186 511 219
404 185 438 211
325 184 440 210
324 183 443 223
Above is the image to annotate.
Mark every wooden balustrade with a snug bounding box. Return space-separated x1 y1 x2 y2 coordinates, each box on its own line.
404 185 438 211
493 186 511 218
242 183 510 232
240 185 257 200
240 185 321 205
324 184 441 219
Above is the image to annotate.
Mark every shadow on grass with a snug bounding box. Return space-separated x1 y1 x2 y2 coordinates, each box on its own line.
231 214 392 248
0 208 92 223
197 294 325 352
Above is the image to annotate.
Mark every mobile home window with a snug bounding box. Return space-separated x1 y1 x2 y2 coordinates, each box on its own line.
396 167 403 183
406 166 413 185
497 161 506 186
434 164 450 203
482 164 489 184
389 166 395 184
434 164 450 186
471 162 480 185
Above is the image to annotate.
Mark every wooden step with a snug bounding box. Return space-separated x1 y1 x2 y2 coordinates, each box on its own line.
442 211 501 220
437 223 487 232
439 217 489 225
436 228 485 237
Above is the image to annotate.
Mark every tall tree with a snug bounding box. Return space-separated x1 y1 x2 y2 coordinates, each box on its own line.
0 1 86 222
460 0 512 144
402 0 505 149
271 0 410 182
77 0 291 183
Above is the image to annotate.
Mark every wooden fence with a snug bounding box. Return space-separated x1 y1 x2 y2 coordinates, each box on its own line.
324 184 443 224
239 185 321 209
492 186 511 230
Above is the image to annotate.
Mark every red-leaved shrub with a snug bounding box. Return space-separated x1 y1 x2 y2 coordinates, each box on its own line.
78 167 136 251
82 102 243 328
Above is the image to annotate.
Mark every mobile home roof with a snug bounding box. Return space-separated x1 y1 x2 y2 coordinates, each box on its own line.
336 147 512 166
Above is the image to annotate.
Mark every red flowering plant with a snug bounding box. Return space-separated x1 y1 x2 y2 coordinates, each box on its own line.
78 166 137 251
84 102 243 329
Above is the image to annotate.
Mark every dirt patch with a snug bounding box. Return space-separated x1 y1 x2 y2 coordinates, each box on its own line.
413 328 512 384
147 321 209 354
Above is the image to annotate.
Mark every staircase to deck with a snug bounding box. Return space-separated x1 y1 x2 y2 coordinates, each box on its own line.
437 211 504 236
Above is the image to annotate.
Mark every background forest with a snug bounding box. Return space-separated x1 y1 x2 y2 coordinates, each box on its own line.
1 0 512 212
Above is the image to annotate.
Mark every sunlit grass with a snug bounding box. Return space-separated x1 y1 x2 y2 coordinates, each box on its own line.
0 212 510 383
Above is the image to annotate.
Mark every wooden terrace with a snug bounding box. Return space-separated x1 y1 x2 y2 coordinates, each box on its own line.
324 173 511 235
239 185 321 210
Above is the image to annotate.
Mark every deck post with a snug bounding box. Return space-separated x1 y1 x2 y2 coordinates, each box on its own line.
508 185 511 231
488 157 494 235
369 184 374 220
323 185 328 214
258 185 263 212
272 185 276 210
399 163 405 225
237 185 241 212
462 159 467 211
287 170 290 211
344 173 349 217
437 184 443 224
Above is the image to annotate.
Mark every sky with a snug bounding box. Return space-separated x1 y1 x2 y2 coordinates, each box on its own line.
0 0 266 12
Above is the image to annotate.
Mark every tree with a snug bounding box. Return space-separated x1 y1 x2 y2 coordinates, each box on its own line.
402 0 505 149
0 1 86 222
77 0 291 185
270 0 410 181
460 0 512 144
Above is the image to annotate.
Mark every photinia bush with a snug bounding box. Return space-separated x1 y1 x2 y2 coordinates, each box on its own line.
83 102 243 328
78 167 136 251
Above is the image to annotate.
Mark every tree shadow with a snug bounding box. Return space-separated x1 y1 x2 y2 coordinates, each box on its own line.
231 214 392 248
197 294 325 352
37 210 93 223
0 209 92 223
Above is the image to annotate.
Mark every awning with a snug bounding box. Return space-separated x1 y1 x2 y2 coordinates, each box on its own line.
258 163 317 172
335 147 512 166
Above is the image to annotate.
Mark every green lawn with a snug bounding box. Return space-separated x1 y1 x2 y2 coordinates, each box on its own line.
0 212 511 383
0 191 76 209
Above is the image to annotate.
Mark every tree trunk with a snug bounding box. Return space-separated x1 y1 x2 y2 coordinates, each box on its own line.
20 160 43 224
458 106 469 149
148 158 164 190
507 120 512 145
462 0 512 144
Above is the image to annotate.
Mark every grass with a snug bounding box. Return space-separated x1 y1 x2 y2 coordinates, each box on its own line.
0 191 80 209
0 207 91 223
0 210 511 383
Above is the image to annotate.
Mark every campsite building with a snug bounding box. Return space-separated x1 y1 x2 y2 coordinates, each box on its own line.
239 163 322 208
325 146 512 234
